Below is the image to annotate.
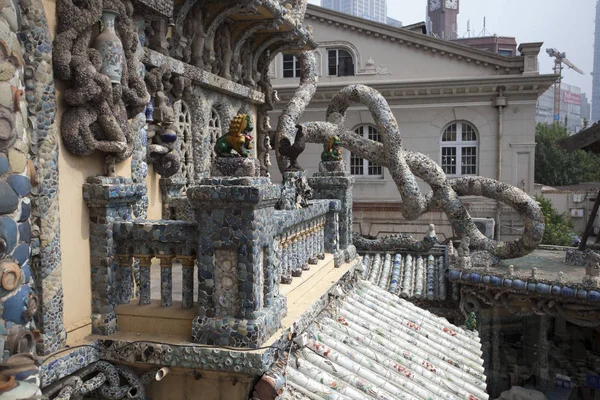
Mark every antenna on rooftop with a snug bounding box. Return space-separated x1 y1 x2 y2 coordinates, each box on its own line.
478 16 492 37
463 19 473 38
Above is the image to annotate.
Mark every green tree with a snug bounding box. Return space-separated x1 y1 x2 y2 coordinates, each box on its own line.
535 195 575 246
535 123 600 186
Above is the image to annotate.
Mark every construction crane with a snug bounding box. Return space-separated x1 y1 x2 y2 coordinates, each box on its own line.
546 48 584 122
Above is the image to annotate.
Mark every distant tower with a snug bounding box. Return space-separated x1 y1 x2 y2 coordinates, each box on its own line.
592 0 600 122
427 0 459 39
321 0 387 24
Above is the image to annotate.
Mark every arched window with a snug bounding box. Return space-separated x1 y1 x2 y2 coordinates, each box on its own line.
209 108 221 161
327 48 355 77
350 125 383 177
440 121 478 176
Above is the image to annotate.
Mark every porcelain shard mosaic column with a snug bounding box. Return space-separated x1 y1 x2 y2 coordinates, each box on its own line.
187 114 285 348
83 177 145 335
309 143 356 266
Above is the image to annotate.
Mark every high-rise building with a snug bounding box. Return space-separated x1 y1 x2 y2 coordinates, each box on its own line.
582 93 591 124
592 0 600 122
387 16 402 28
321 0 387 24
536 83 584 133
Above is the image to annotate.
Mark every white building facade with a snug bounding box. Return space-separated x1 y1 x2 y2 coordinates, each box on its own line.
270 5 556 242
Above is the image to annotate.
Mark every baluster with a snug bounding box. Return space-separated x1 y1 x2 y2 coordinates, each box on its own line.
307 223 313 263
314 220 320 259
309 221 318 264
291 228 301 277
181 256 195 308
117 254 134 304
318 219 326 259
158 256 174 307
306 221 314 265
138 256 152 305
281 232 292 284
301 227 309 271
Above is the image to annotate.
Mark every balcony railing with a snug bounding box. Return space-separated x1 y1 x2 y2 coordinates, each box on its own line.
113 221 197 308
95 165 353 346
112 198 340 312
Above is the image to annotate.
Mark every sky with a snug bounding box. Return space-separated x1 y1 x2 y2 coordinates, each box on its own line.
308 0 597 98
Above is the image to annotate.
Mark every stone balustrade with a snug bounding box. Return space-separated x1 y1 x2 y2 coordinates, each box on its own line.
273 200 339 283
89 164 354 347
113 220 197 308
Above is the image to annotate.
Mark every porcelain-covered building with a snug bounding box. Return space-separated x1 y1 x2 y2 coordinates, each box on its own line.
0 0 586 399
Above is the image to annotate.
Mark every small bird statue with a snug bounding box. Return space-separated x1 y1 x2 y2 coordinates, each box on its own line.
279 125 306 171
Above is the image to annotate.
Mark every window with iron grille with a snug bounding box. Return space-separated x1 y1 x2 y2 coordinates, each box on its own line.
282 54 301 78
441 122 479 176
327 49 355 77
350 125 383 177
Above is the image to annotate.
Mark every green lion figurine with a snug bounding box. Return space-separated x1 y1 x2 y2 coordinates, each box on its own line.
321 136 343 162
214 114 254 157
465 312 477 331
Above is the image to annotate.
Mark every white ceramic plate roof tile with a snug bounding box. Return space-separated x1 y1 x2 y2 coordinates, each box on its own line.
284 281 488 400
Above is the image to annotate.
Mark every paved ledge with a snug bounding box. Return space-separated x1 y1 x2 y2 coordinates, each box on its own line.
40 344 101 388
94 257 359 376
40 256 361 384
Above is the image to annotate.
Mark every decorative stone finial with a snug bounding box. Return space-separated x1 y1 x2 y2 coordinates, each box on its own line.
583 251 600 286
321 136 342 162
508 265 515 278
558 271 565 284
585 251 600 278
424 224 438 246
279 125 306 172
465 312 477 331
447 240 456 264
531 267 538 279
427 224 436 236
214 114 254 158
457 237 472 269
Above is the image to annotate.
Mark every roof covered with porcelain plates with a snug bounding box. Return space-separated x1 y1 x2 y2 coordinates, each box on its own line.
278 280 488 400
360 252 448 301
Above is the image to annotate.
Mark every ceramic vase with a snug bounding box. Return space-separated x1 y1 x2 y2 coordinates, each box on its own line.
145 99 154 122
93 10 124 84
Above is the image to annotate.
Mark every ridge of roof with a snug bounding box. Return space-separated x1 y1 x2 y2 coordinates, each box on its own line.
306 3 534 73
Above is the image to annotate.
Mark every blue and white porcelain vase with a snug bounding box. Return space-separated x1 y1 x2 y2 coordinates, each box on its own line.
93 10 124 84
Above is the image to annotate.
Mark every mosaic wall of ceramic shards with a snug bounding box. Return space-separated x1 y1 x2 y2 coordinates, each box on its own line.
0 0 67 359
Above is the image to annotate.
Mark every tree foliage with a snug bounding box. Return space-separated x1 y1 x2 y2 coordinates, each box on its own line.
535 195 574 246
535 123 600 187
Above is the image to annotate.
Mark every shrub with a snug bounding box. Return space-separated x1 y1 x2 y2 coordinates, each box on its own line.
535 195 575 246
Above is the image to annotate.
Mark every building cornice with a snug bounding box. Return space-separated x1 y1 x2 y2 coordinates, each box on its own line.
275 74 558 103
305 4 533 74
